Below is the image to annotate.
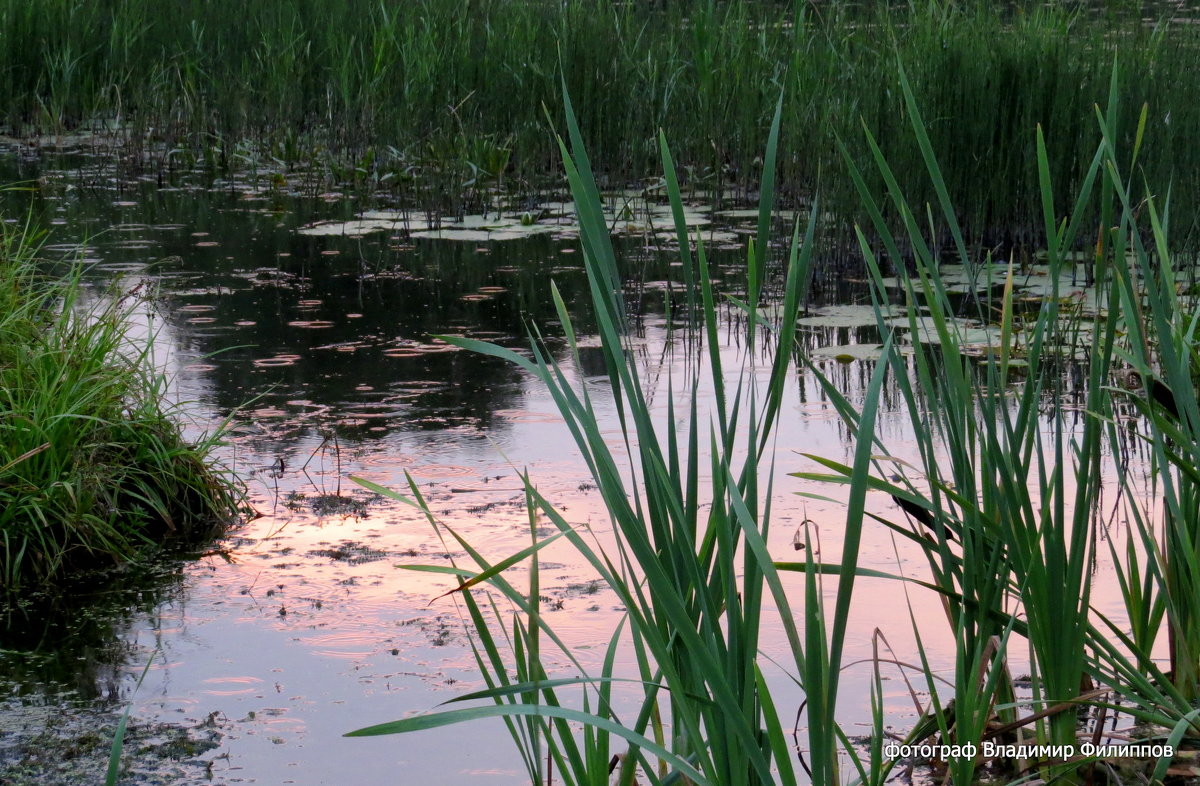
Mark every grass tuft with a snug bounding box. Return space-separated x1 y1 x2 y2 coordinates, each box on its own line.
0 211 240 590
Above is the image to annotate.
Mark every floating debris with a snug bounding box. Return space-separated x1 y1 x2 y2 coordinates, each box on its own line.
253 354 301 367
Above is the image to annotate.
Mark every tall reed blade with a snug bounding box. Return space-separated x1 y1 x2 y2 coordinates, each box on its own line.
348 86 822 784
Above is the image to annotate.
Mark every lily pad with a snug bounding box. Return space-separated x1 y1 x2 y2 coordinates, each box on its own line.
600 206 710 233
358 210 434 223
297 198 732 245
537 200 576 216
404 212 574 241
714 208 800 220
298 217 434 236
411 225 560 242
811 343 887 361
886 316 1001 347
795 304 910 328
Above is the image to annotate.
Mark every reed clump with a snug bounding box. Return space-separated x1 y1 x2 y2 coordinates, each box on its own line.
346 91 845 785
799 66 1200 782
5 0 1200 247
0 214 239 590
346 72 1200 784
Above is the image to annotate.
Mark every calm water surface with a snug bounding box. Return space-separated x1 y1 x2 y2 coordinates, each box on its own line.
0 147 1137 784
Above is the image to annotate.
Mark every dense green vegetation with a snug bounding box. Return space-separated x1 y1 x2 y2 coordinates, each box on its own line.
7 0 1199 778
348 95 824 784
5 0 1200 245
0 215 239 589
345 78 1200 783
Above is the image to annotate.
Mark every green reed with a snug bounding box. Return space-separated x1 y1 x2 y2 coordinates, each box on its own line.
6 0 1200 246
325 37 1200 786
343 82 903 782
1092 92 1200 721
796 61 1200 782
0 212 239 589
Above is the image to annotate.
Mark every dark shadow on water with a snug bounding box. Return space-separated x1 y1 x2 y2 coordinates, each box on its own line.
1 554 190 703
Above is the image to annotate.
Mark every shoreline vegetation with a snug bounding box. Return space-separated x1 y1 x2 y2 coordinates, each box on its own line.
4 1 1200 781
0 213 240 590
5 0 1200 247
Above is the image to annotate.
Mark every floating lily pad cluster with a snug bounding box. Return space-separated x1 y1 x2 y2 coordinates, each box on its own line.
295 193 796 246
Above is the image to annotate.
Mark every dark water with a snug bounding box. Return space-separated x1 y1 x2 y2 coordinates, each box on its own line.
0 146 1135 784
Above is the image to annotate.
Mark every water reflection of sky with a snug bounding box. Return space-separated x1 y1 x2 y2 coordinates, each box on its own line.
126 321 946 785
0 154 1157 784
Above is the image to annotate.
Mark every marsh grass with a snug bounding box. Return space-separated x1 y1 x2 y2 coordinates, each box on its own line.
343 84 904 783
7 1 1200 245
810 67 1116 779
338 50 1200 786
0 213 239 589
794 63 1200 781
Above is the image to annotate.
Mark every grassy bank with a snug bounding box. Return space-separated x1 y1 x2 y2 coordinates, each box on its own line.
4 0 1200 246
0 213 239 589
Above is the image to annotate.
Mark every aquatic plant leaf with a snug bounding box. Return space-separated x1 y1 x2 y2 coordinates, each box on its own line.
297 218 433 236
345 704 709 784
811 344 886 361
428 529 572 602
794 304 908 328
106 652 156 786
773 561 945 594
348 476 419 507
440 676 648 705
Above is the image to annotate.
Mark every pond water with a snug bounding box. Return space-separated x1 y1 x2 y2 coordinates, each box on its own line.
0 147 1142 784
